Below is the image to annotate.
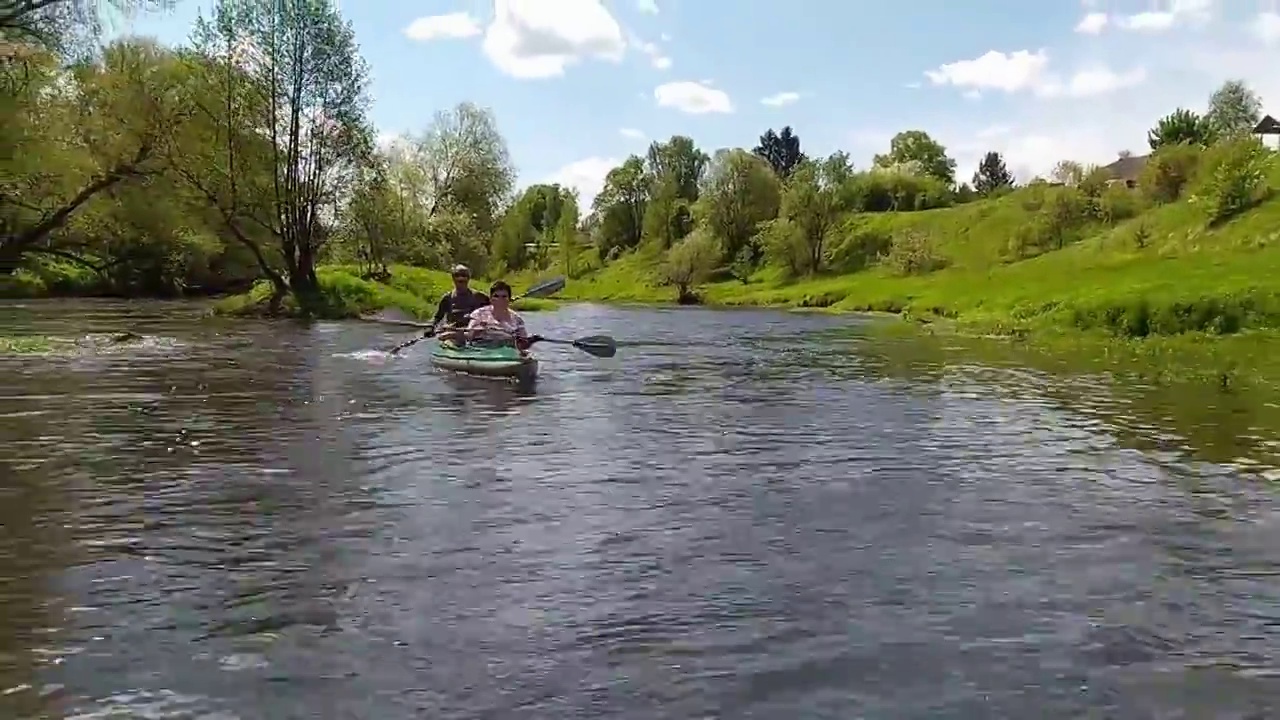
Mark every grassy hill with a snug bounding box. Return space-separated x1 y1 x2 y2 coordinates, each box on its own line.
561 145 1280 341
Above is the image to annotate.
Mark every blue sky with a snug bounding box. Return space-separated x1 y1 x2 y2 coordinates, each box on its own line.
117 0 1279 204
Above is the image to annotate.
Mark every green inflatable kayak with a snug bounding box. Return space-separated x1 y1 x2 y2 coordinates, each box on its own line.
429 341 539 383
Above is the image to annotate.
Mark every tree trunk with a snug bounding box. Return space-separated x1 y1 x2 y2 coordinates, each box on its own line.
293 244 318 294
0 243 21 275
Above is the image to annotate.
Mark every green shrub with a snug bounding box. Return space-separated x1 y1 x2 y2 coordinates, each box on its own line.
1096 184 1144 225
1191 137 1272 226
1007 187 1091 259
828 219 892 273
848 170 954 212
759 218 807 279
881 231 948 276
1139 142 1202 204
1077 165 1112 200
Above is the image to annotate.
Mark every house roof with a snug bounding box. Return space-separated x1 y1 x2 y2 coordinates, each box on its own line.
1255 115 1280 135
1101 154 1148 182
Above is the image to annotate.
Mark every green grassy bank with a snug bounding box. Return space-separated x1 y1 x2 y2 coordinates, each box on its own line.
209 264 558 320
0 257 112 299
534 145 1280 389
559 153 1280 341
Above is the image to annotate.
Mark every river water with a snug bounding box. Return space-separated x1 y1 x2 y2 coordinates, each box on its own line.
3 299 1280 719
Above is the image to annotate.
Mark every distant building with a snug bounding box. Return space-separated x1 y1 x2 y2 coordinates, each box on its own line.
1100 154 1148 188
1255 115 1280 149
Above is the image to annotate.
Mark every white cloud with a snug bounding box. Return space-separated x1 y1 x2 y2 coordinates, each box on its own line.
1114 0 1214 33
482 0 626 79
619 127 646 140
875 27 1280 186
404 12 482 41
546 156 620 207
631 36 671 70
1074 12 1108 34
654 80 733 114
925 49 1146 99
1037 66 1148 98
637 0 658 14
761 91 801 107
1254 12 1280 44
925 50 1051 93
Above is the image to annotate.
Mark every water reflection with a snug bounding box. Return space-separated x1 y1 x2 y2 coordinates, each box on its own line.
849 327 1280 477
3 301 1280 718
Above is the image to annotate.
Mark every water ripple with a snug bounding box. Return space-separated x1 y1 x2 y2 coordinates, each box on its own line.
3 300 1280 718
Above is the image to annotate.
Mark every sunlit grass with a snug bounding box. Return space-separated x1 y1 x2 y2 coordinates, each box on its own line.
212 264 562 319
0 335 55 354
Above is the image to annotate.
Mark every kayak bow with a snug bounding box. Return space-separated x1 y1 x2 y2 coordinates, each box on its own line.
429 341 539 383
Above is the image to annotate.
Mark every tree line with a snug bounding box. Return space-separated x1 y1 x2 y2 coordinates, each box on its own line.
2 0 1273 305
575 77 1272 299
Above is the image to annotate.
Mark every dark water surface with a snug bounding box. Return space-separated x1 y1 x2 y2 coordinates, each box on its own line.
3 299 1280 719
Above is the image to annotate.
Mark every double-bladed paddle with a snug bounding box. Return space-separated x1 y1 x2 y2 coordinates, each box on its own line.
383 326 617 358
360 276 575 356
530 334 617 358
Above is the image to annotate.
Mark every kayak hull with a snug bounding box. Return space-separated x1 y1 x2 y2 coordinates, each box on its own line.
430 342 539 383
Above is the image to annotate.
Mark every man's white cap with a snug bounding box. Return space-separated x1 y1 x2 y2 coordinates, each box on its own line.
451 264 471 276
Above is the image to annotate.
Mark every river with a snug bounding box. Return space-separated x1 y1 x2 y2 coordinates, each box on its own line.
3 299 1280 719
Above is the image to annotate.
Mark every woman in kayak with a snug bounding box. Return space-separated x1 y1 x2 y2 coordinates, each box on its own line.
465 280 532 349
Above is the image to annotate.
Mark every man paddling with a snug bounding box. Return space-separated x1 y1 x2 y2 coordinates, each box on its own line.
429 264 489 344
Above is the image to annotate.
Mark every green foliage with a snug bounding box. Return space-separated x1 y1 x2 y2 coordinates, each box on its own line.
872 130 957 186
2 0 177 59
758 218 806 279
1 39 267 292
752 126 806 179
661 230 720 302
848 166 954 212
1096 184 1144 225
641 177 690 250
1205 79 1263 139
972 151 1014 195
1139 143 1202 204
192 0 375 297
592 156 648 257
881 231 948 277
0 335 55 354
695 148 780 269
1007 187 1091 259
827 220 892 273
1050 160 1086 186
1190 137 1273 226
776 153 858 276
1147 108 1215 150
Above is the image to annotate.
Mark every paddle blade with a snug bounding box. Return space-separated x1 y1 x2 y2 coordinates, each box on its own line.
522 276 566 299
572 335 616 358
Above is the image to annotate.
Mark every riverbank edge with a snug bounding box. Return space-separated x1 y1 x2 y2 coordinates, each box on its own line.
206 264 560 320
509 255 1280 390
7 259 1275 391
